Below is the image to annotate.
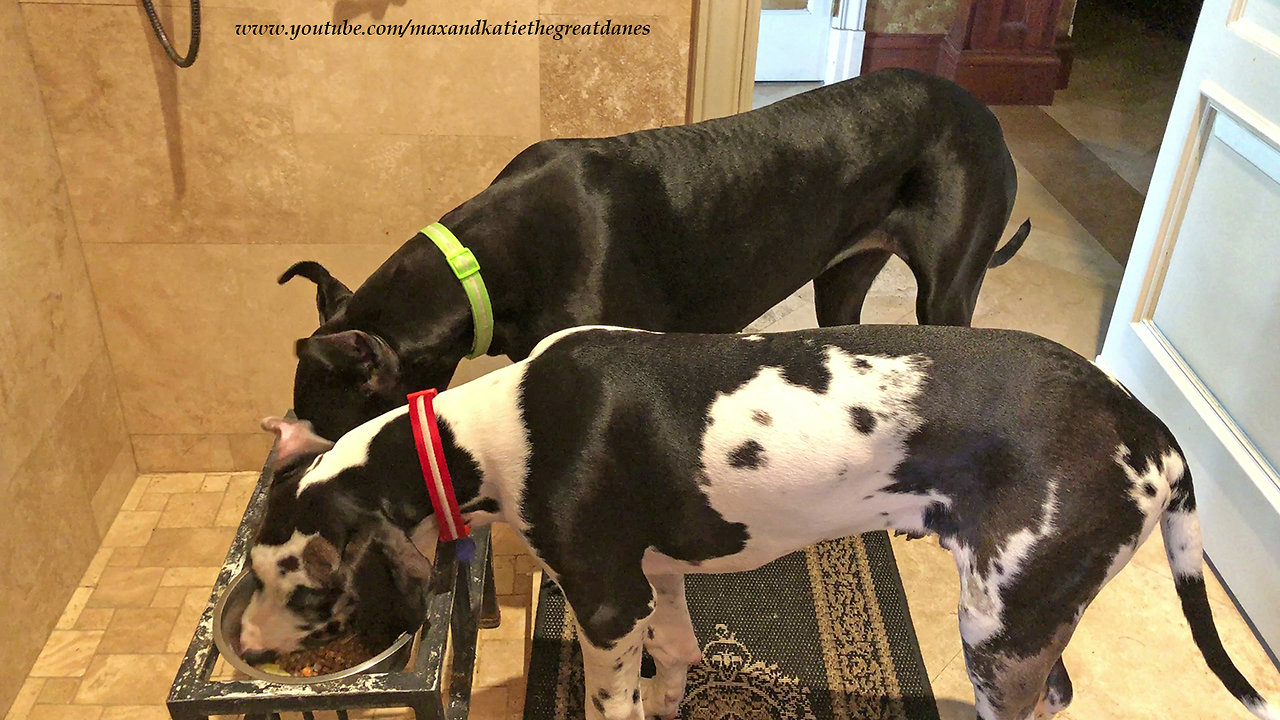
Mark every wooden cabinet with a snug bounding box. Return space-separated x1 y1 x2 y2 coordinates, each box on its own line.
937 0 1065 104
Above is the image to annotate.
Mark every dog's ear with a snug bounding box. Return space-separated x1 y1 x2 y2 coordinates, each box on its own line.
348 531 430 649
295 331 401 395
279 261 353 324
374 524 435 595
262 417 335 471
302 534 342 584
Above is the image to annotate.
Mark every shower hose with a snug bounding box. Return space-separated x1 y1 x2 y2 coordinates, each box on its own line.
140 0 200 68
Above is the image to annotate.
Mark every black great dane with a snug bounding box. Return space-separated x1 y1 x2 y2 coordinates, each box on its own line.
281 68 1031 440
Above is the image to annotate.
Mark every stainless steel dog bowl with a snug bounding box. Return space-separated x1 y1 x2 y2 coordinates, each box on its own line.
212 570 415 684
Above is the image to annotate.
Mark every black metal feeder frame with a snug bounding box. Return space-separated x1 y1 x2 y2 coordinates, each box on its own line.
167 455 501 720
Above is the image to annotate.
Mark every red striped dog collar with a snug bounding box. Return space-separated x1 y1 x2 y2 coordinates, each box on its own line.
407 389 470 543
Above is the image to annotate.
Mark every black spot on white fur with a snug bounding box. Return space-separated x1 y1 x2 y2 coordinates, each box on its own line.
279 556 299 574
728 440 766 469
849 406 877 434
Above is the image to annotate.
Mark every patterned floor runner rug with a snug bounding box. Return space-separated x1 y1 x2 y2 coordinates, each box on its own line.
524 531 941 720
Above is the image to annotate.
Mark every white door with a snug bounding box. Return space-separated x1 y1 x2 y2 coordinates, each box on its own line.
755 0 833 81
1099 0 1280 653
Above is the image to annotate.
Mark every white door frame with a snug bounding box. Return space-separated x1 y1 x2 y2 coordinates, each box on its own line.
688 0 762 122
826 0 869 85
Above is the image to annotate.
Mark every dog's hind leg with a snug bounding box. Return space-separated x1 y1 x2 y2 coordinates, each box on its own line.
950 536 1097 720
814 249 893 326
641 574 701 719
894 163 1018 327
958 614 1077 720
1042 657 1073 716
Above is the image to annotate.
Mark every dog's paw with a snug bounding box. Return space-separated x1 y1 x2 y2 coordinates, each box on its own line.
640 677 683 719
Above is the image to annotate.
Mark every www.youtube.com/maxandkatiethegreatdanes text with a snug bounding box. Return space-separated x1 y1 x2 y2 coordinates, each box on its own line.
234 18 652 41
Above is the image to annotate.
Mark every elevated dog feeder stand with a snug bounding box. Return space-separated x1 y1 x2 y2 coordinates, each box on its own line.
167 446 500 720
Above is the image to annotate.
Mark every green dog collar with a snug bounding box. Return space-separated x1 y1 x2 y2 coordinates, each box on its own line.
422 222 493 359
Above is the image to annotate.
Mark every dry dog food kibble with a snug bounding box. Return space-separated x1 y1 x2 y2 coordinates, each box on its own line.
271 634 374 677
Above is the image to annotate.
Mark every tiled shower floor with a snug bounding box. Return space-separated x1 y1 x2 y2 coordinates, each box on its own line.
4 471 538 720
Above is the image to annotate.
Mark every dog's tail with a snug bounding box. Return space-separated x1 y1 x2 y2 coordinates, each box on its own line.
1161 456 1279 720
987 219 1031 268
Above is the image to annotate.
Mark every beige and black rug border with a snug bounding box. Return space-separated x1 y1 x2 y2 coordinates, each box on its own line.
524 531 939 720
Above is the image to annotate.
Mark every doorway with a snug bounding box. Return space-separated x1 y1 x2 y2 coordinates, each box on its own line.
752 0 867 109
755 0 832 81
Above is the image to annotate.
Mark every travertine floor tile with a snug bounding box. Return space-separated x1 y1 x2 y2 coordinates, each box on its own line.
507 676 528 715
139 527 234 567
104 547 143 567
200 473 232 493
99 511 160 548
214 475 258 527
71 609 112 632
34 678 78 704
54 588 93 631
158 566 221 587
135 492 170 512
149 586 189 609
469 685 509 720
73 655 182 705
478 596 530 644
492 555 515 595
491 522 528 556
143 473 205 494
156 492 222 528
167 588 213 653
99 707 171 720
26 706 101 720
474 639 525 688
889 534 962 681
85 567 164 609
96 608 180 654
928 656 978 720
28 631 102 678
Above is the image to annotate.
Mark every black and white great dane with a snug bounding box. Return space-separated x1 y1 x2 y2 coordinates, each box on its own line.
280 68 1030 441
240 325 1276 720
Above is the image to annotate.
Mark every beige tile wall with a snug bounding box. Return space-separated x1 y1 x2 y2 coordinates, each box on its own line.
0 0 135 712
16 0 694 472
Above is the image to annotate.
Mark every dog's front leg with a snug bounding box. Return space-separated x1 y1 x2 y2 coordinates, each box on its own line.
573 615 648 720
641 574 700 719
